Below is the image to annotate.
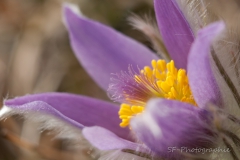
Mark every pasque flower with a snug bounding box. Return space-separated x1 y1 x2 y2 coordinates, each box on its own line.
1 0 240 159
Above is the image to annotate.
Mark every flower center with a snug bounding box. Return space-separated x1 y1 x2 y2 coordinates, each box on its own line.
108 59 196 127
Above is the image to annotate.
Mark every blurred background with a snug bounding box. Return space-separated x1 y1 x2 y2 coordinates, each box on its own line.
0 0 155 159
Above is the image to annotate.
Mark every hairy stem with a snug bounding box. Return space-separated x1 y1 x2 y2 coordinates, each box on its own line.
211 50 240 107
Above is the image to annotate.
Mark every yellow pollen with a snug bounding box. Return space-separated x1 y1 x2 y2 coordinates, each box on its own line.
118 59 196 127
119 104 144 127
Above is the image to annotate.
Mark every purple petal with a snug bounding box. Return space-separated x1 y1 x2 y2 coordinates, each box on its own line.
188 22 225 108
154 0 194 69
63 4 158 91
4 93 132 140
83 126 147 151
131 99 216 158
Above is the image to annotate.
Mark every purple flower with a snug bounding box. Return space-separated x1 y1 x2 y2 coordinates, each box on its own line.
1 1 238 159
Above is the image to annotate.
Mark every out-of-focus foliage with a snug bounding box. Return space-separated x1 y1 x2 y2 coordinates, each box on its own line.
0 0 153 159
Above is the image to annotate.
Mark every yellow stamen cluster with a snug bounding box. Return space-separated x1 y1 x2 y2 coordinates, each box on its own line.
118 59 196 127
119 104 144 127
